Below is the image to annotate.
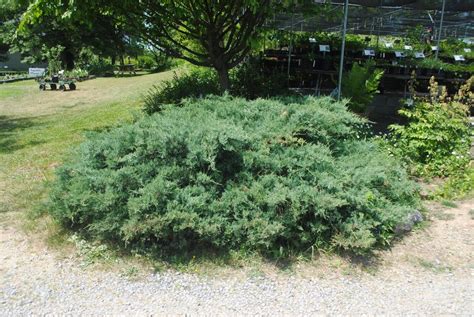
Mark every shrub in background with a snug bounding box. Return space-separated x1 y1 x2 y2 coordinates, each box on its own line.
64 68 89 79
230 58 289 100
50 96 419 256
433 167 474 200
144 68 221 114
42 44 64 75
144 58 290 114
388 76 472 177
137 52 175 72
341 61 384 113
136 54 156 70
76 48 114 76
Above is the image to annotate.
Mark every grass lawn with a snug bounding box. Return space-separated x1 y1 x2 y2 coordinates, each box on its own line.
0 71 174 221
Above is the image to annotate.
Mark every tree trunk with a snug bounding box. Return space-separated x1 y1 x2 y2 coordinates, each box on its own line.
63 50 75 70
216 67 230 92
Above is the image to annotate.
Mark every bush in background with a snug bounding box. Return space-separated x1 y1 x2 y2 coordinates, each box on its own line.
137 52 175 72
76 48 114 76
144 58 290 114
64 68 89 79
388 76 472 177
230 58 289 100
50 96 419 256
136 54 156 70
144 68 221 114
433 167 474 200
341 61 384 113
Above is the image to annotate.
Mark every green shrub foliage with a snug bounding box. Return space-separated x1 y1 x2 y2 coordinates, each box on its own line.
388 77 472 177
144 59 290 114
230 58 289 100
341 61 384 113
50 97 419 255
137 52 175 72
144 68 221 114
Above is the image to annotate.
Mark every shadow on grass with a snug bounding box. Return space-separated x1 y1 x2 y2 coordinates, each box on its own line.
113 72 152 78
0 115 45 154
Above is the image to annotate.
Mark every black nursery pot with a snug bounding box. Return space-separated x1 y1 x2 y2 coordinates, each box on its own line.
386 65 396 75
313 59 323 70
416 67 428 77
437 69 446 79
394 66 404 75
425 68 434 77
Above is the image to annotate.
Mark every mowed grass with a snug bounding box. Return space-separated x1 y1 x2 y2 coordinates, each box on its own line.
0 72 174 220
0 80 32 99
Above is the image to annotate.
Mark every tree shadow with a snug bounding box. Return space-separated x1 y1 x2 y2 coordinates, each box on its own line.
0 115 45 154
113 71 151 78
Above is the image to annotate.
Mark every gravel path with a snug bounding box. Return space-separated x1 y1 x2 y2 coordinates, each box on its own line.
1 200 473 315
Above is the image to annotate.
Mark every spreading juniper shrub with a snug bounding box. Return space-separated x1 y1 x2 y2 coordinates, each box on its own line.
50 96 420 256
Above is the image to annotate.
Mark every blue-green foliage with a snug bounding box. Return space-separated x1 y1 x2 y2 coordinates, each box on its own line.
50 97 419 255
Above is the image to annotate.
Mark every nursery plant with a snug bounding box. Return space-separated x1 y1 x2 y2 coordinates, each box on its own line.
341 61 384 113
388 76 472 177
50 96 420 257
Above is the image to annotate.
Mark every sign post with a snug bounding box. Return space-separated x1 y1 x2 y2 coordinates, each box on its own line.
337 0 349 101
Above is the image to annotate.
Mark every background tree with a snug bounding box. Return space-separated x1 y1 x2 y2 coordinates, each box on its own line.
0 0 29 61
108 0 272 91
22 0 272 90
16 0 143 69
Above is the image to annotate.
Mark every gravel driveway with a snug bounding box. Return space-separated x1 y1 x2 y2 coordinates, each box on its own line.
1 200 473 315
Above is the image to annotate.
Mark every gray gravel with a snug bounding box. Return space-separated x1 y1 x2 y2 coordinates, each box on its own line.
1 244 472 315
1 198 473 316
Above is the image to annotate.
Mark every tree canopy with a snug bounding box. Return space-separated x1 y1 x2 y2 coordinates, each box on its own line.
21 0 274 90
2 0 141 69
0 0 28 61
122 0 271 90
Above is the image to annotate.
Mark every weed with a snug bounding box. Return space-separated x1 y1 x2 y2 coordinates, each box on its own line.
68 234 114 267
120 266 140 279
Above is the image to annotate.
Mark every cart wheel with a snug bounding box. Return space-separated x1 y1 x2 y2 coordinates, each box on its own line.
50 84 57 90
69 83 76 90
39 84 45 91
59 84 66 91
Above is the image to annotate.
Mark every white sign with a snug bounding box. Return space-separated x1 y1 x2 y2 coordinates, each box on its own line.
454 55 465 61
431 46 439 51
363 49 375 56
319 45 330 52
464 48 471 53
384 42 393 48
29 68 46 77
395 51 406 58
414 52 425 59
404 45 413 50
